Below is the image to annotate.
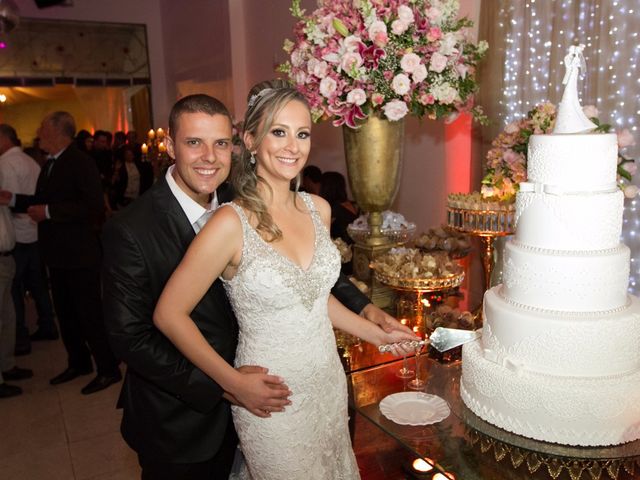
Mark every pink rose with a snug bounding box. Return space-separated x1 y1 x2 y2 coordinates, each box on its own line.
343 35 362 52
294 70 307 84
400 53 421 73
368 21 388 47
582 105 599 119
346 88 367 106
412 64 427 83
622 162 638 176
429 52 448 73
397 5 415 25
382 100 409 121
312 60 330 78
503 149 523 167
319 77 338 98
341 52 363 72
419 93 435 105
426 27 442 42
371 93 385 106
618 128 636 149
624 184 639 199
391 73 411 95
391 19 409 35
291 49 305 68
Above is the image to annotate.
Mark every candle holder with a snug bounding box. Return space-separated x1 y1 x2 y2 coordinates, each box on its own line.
142 128 171 178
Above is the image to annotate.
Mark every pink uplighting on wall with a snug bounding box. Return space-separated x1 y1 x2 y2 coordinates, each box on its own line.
444 113 472 194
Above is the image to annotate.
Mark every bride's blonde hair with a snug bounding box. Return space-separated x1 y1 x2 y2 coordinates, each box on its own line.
233 80 311 242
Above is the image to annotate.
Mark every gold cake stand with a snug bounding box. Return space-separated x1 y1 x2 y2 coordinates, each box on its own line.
447 205 515 292
462 404 640 480
373 269 465 336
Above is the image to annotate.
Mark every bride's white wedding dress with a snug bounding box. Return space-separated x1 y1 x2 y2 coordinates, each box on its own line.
222 193 360 480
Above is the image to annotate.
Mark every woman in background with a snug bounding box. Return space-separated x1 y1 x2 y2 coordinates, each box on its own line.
320 171 359 244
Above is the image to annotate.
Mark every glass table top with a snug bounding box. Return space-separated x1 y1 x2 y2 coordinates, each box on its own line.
349 356 640 480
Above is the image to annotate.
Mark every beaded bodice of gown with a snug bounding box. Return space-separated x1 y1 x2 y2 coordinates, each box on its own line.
222 193 361 480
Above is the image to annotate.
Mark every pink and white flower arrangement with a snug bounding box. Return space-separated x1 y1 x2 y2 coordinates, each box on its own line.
482 103 637 201
279 0 488 128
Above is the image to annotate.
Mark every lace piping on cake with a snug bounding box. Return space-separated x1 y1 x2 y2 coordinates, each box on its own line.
461 382 640 446
480 322 640 380
509 240 624 257
497 286 631 316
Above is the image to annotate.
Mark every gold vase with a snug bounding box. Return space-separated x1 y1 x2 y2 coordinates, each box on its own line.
342 115 405 245
343 116 405 307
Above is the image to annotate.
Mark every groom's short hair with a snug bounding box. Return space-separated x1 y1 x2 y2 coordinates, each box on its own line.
169 94 232 137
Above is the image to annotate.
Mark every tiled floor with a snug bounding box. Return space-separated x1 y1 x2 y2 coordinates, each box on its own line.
0 332 139 479
1 300 406 480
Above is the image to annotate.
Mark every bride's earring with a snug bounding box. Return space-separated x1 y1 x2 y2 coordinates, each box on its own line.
250 152 257 165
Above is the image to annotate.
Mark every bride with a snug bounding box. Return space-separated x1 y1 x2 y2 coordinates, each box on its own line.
154 85 417 479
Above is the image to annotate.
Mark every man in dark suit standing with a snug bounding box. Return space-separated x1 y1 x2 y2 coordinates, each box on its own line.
0 112 121 395
101 94 408 479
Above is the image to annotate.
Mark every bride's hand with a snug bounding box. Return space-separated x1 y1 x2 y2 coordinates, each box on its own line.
379 329 420 357
361 304 414 335
229 366 292 418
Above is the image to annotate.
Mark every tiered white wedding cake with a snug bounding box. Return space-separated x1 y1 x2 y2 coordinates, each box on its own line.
460 46 640 446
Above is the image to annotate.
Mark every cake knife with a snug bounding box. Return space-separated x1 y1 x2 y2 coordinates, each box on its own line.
378 327 481 353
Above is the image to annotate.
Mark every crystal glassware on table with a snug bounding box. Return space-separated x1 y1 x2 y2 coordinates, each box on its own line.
394 296 415 379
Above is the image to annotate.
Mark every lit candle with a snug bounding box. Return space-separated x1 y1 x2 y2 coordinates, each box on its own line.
432 473 455 480
400 318 408 325
141 143 148 154
158 141 166 153
148 129 155 140
156 127 164 139
412 458 433 473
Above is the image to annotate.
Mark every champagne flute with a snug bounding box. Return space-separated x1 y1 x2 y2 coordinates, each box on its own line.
395 316 414 378
408 329 426 390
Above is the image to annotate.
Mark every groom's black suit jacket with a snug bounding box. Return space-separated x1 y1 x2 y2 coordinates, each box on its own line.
101 176 370 463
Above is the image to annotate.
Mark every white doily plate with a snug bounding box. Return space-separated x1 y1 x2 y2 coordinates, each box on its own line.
379 392 450 426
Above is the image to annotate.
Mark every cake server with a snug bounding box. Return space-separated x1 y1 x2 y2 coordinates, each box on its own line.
378 327 481 354
429 327 481 352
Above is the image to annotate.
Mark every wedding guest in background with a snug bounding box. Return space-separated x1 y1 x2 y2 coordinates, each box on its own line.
126 131 143 162
320 171 359 244
92 130 114 187
0 112 121 395
110 145 153 209
75 129 93 154
302 164 322 194
103 94 291 479
112 131 127 151
0 171 33 398
0 124 57 358
26 138 47 168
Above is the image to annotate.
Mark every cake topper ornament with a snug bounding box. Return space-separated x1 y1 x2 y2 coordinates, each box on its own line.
553 44 598 134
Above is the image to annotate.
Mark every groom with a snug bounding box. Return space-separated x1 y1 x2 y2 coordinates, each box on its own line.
102 94 406 479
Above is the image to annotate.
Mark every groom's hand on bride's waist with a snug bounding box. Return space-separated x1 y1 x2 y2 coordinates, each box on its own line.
224 365 292 419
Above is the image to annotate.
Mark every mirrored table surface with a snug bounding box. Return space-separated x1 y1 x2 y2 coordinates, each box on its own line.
349 356 640 480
